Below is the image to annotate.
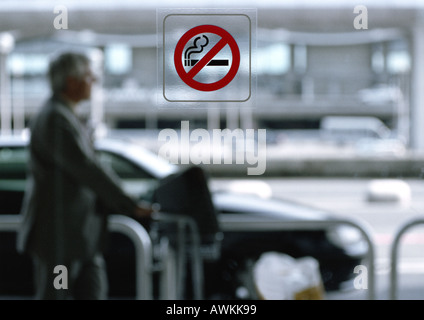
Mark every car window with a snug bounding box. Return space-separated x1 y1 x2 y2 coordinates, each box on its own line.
98 151 153 179
97 150 159 201
0 147 154 181
0 147 28 180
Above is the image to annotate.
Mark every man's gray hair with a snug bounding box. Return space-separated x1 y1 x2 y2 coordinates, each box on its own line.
48 52 90 94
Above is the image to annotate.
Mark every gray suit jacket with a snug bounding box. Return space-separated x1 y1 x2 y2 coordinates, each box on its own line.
17 95 138 262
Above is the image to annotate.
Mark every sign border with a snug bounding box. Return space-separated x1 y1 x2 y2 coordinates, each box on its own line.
163 13 252 103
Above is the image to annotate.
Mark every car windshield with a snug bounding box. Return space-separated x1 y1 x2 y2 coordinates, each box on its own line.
96 149 160 201
95 138 178 180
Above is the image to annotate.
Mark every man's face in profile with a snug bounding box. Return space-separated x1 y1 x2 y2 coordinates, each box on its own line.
67 64 97 103
76 66 97 102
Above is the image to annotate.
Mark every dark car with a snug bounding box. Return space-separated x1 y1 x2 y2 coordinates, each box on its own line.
0 135 367 299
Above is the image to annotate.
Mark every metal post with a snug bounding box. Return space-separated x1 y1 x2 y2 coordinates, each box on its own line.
184 215 204 300
176 218 186 299
88 48 106 139
0 214 21 231
410 10 424 150
152 212 204 300
389 216 424 300
0 32 14 136
109 215 153 300
11 70 25 135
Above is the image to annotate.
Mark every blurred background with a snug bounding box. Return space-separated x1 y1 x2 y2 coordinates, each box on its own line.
0 0 421 169
1 0 424 300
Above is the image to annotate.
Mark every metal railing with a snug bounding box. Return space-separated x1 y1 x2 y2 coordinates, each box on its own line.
0 214 21 232
218 215 377 300
108 215 153 300
0 213 377 300
0 214 153 300
389 216 424 300
152 212 204 300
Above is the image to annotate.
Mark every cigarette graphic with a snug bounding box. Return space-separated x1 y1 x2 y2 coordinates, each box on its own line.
184 59 229 66
184 35 229 67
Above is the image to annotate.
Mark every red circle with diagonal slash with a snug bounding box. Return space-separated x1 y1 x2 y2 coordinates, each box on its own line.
174 25 240 92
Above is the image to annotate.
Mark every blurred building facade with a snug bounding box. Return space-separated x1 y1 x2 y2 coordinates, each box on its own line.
0 1 423 150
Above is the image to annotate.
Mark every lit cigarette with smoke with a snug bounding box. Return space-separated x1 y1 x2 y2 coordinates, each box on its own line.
184 35 229 67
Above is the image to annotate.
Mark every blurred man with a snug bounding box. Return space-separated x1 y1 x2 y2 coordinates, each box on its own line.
17 52 152 300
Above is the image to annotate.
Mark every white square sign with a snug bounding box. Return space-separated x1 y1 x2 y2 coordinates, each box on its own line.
158 9 255 103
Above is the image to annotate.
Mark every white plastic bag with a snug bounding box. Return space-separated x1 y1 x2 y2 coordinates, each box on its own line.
253 252 325 300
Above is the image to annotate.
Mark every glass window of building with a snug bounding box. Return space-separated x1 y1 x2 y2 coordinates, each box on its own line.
105 43 132 75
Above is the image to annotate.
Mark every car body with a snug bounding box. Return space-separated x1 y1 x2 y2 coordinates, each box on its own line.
0 134 367 299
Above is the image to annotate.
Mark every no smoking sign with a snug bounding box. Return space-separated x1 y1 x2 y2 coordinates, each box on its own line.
160 11 254 103
174 25 240 92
